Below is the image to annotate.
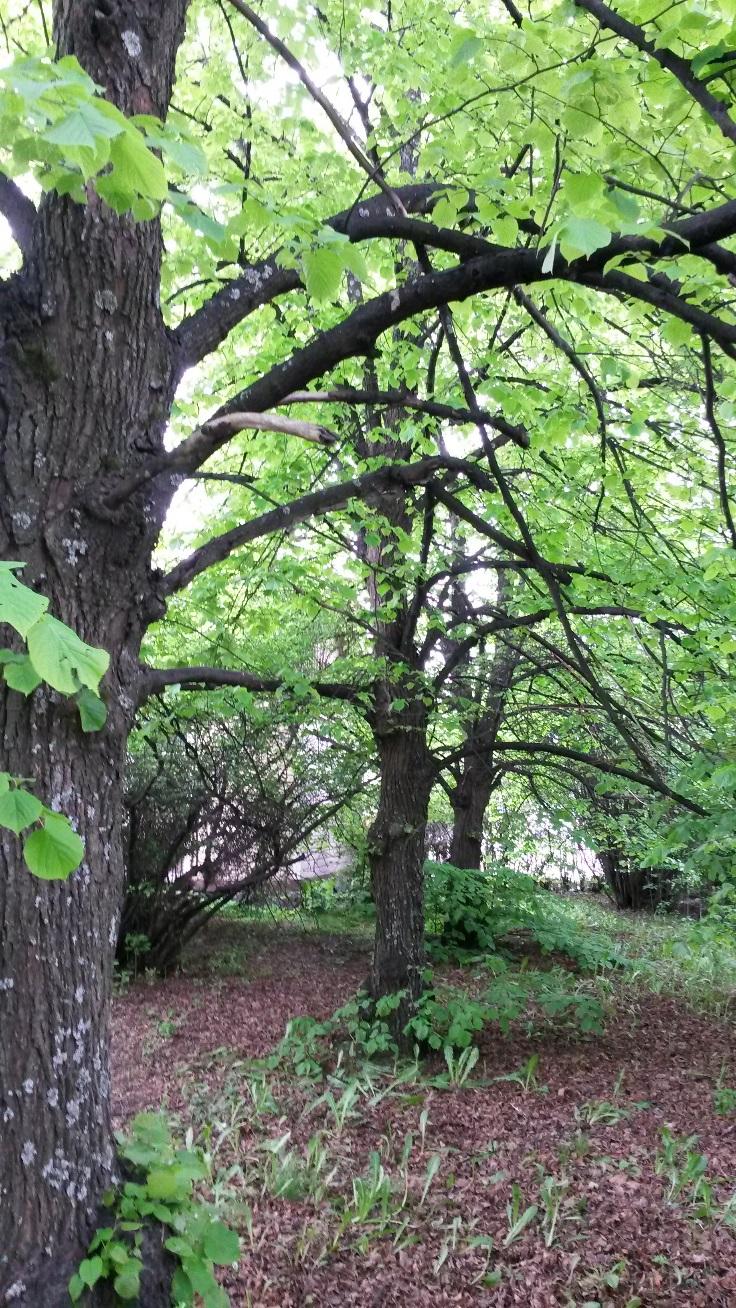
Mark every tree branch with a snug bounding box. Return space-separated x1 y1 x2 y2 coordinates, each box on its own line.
161 453 463 595
513 288 607 440
491 738 706 814
574 0 736 149
0 174 36 260
140 664 360 701
172 184 492 371
701 334 736 550
500 0 523 26
108 215 736 509
279 387 529 446
224 0 397 203
199 411 338 446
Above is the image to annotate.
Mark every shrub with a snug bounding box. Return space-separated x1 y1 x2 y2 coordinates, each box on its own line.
424 860 622 971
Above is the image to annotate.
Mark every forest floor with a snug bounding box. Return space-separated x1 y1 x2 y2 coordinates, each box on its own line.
111 904 736 1307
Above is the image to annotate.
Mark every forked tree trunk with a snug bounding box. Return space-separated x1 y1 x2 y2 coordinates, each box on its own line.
368 701 434 1044
0 4 187 1301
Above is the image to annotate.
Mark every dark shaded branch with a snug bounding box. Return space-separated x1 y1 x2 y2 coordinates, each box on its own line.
173 175 736 374
110 229 736 510
161 453 457 594
701 334 736 550
500 0 523 25
224 0 396 200
172 184 492 371
280 387 529 446
0 174 36 259
513 287 607 439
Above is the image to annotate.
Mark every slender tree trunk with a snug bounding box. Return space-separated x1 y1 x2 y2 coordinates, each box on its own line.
447 573 517 871
449 758 497 870
0 4 188 1300
368 701 434 1043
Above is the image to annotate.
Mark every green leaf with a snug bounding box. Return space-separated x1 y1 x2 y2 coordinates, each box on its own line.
181 1258 219 1298
150 133 207 175
113 1265 141 1300
0 787 42 834
164 1236 195 1258
68 1273 84 1303
493 214 518 245
301 247 343 302
45 102 124 149
109 128 168 202
171 1266 194 1305
78 1256 104 1288
0 568 48 637
203 1285 229 1308
146 1166 191 1201
169 190 227 245
450 34 483 66
3 654 42 695
203 1219 240 1265
564 172 603 206
559 216 611 261
23 814 84 880
77 687 108 732
503 1202 538 1246
26 614 109 694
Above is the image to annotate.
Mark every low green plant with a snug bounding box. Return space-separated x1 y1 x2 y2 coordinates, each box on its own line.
123 932 151 981
496 1053 544 1094
309 1080 363 1133
655 1128 710 1206
439 1044 480 1087
503 1182 538 1246
714 1067 736 1116
407 969 604 1057
408 986 488 1051
157 1009 181 1039
69 1113 239 1307
577 1098 629 1127
301 876 336 915
258 1130 335 1202
538 1173 570 1247
267 991 402 1079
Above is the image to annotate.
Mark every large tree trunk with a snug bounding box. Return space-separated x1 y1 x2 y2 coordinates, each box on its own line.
0 4 187 1301
597 846 646 910
368 700 434 1044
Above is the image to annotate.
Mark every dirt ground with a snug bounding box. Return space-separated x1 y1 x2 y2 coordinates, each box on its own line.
112 920 736 1307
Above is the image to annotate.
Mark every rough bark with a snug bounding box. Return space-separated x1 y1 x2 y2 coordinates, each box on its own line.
448 576 518 870
597 847 639 909
357 379 435 1039
597 846 660 911
368 699 434 1041
0 2 188 1301
449 757 498 871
